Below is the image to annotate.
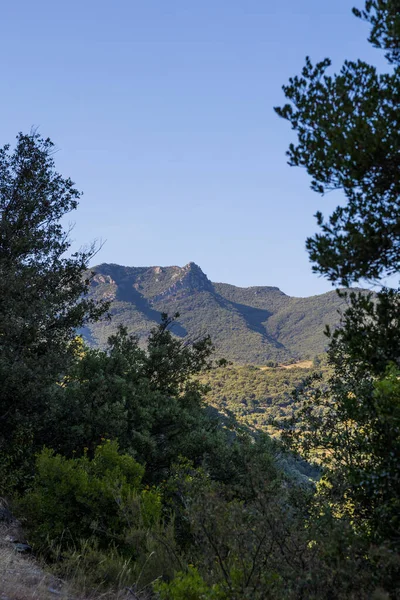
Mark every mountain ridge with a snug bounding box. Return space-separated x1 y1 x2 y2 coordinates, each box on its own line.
84 262 349 364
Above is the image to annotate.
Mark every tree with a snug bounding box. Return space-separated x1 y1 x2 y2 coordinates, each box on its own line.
49 314 226 484
276 0 400 559
275 0 399 286
353 0 400 64
284 340 400 548
0 132 107 477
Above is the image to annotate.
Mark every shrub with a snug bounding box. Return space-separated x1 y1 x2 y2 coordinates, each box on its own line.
154 566 226 600
18 440 161 556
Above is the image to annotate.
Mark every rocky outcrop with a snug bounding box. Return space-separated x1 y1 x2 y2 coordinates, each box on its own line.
150 262 214 301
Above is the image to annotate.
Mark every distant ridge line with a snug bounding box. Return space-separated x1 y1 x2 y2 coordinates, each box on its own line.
83 262 351 365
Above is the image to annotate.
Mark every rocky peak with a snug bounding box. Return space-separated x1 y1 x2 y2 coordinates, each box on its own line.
178 262 213 291
150 262 214 301
181 262 212 287
91 262 214 302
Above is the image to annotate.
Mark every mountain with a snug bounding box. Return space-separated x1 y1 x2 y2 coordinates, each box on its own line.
82 262 349 364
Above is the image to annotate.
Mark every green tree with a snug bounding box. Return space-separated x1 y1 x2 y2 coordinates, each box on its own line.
276 0 400 561
50 314 224 483
353 0 400 64
0 132 107 481
275 0 399 285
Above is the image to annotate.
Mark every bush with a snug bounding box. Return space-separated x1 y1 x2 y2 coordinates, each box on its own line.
154 566 226 600
18 441 161 556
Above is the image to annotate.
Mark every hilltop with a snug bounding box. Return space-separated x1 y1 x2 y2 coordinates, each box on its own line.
82 262 349 364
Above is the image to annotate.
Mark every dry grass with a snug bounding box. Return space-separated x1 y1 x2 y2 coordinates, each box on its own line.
0 522 71 600
260 360 313 371
280 360 313 370
0 523 145 600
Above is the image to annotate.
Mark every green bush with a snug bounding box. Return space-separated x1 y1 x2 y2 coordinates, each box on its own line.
18 440 161 555
154 566 226 600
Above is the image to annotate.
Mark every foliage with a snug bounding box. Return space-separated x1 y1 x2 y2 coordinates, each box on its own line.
142 312 218 394
275 2 400 285
353 0 400 64
198 364 323 433
18 441 188 592
49 315 225 485
155 566 225 600
276 0 400 582
327 287 400 375
284 359 400 547
18 441 161 553
0 132 107 482
158 457 386 600
273 4 400 597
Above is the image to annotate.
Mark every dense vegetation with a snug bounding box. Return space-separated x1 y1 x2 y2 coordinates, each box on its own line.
275 0 400 581
0 2 399 598
198 363 324 433
84 261 350 364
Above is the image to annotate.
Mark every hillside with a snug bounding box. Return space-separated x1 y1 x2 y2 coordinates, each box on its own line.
82 262 349 364
198 363 326 434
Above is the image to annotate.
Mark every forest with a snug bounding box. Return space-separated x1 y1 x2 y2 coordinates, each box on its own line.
0 2 399 599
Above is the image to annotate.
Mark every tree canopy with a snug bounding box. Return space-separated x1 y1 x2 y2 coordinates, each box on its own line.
277 0 400 558
0 132 107 472
275 0 399 285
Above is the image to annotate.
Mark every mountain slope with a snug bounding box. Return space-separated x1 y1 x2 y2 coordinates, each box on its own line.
83 262 348 364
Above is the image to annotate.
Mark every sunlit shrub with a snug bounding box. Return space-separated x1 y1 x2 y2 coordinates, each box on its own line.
154 566 226 600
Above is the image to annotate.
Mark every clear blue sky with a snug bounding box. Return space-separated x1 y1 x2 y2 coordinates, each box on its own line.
1 1 384 296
